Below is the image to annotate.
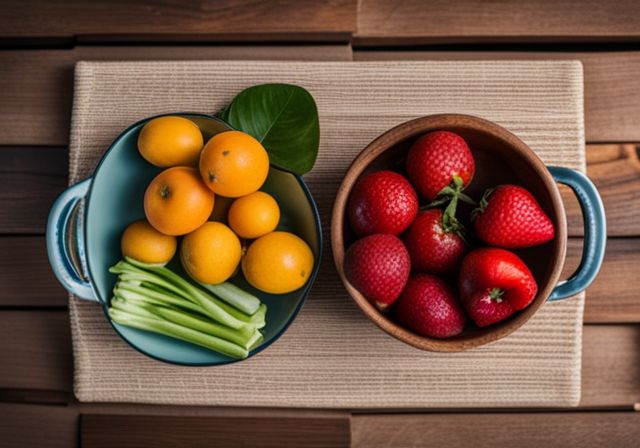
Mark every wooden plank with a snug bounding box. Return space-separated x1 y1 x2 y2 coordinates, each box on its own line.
563 144 640 236
0 403 78 448
0 45 352 146
0 146 68 233
581 325 640 408
0 389 70 405
354 51 640 142
356 0 640 45
563 239 640 324
0 0 356 42
0 237 67 307
81 413 350 448
352 412 640 448
0 311 72 394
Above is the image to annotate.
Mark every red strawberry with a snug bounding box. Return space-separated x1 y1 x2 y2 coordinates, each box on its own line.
344 234 411 310
473 185 555 248
348 170 418 237
396 274 466 338
459 248 538 327
404 209 466 275
406 131 475 201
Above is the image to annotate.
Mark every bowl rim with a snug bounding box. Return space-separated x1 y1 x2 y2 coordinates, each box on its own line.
331 113 567 352
83 112 323 366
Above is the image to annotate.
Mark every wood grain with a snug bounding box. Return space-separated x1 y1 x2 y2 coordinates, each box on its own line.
0 0 356 42
81 413 350 448
351 412 640 447
0 237 67 307
354 51 640 142
563 144 640 236
0 403 77 448
563 239 640 323
581 324 640 407
4 402 640 448
0 147 68 233
0 45 352 146
356 0 640 44
0 311 72 393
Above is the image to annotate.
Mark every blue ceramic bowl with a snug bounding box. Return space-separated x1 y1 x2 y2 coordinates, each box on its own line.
47 113 322 366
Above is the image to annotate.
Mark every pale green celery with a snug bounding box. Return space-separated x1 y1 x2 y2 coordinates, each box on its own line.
115 282 205 316
198 294 266 329
126 258 263 319
109 308 248 359
114 260 248 330
111 263 196 303
113 292 179 314
198 281 261 315
247 331 264 350
153 307 257 348
152 278 261 325
122 257 252 329
111 297 160 320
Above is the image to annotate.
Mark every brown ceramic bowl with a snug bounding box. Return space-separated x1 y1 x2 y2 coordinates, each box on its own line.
332 114 605 352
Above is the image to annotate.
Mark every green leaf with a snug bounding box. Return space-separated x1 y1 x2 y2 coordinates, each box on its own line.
220 83 320 175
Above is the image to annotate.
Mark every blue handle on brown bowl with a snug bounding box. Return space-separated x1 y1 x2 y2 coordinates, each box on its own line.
547 166 606 301
46 177 98 302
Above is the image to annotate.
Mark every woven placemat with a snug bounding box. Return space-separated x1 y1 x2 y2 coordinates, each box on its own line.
69 60 585 408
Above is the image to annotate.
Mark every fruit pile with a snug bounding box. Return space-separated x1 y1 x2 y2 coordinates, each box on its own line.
344 131 555 338
109 115 315 358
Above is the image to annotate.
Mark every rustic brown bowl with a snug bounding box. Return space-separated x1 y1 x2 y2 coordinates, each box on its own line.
331 114 568 352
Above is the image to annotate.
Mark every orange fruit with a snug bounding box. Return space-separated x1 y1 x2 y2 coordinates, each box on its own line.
209 195 235 223
181 222 242 284
228 191 280 239
242 231 314 294
138 116 204 167
121 219 177 265
199 130 269 198
144 167 214 236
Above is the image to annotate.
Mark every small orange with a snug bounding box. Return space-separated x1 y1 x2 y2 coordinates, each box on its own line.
144 167 214 236
199 130 269 197
181 222 242 284
138 116 204 167
121 219 177 265
242 231 314 294
228 191 280 239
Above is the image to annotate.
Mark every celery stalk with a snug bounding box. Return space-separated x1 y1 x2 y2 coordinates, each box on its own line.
115 260 250 330
198 281 261 315
115 282 205 316
153 307 258 348
108 258 268 358
109 308 248 359
111 297 159 320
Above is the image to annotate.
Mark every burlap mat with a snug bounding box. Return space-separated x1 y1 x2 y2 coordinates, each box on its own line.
69 61 585 408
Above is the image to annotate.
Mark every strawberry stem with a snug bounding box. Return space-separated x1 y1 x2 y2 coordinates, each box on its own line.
471 188 494 222
489 287 504 303
427 175 475 245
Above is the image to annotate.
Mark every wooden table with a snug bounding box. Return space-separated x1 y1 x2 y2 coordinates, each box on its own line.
1 1 638 446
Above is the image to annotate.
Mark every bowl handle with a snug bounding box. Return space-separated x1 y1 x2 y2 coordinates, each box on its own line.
547 166 606 301
46 178 98 302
